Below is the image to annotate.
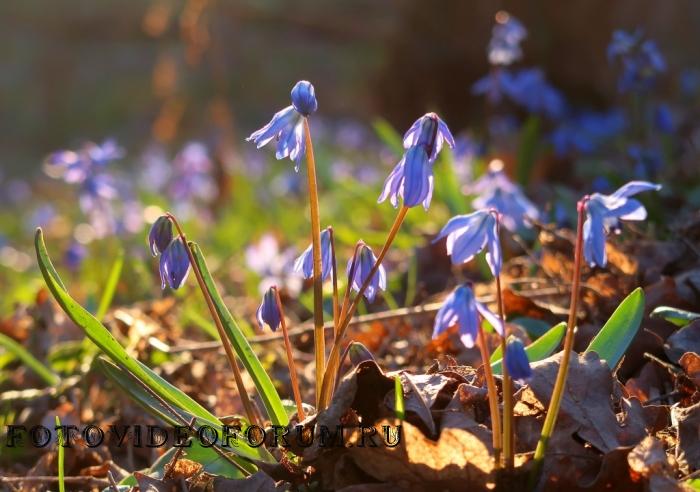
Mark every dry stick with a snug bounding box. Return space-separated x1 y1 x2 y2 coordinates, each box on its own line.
273 287 306 420
319 206 409 409
530 199 587 486
106 472 120 492
302 118 325 408
166 213 259 427
477 322 503 469
164 416 198 480
328 226 340 337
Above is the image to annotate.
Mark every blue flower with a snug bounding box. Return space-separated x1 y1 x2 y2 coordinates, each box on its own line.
293 227 333 281
347 243 386 302
378 113 454 210
506 68 566 119
469 161 539 231
487 11 527 66
148 216 173 256
246 80 318 171
505 336 532 383
472 69 514 105
583 181 661 267
64 241 87 271
257 287 281 331
434 209 502 276
628 145 663 179
433 284 503 348
680 68 700 97
159 238 191 289
550 109 627 157
654 104 674 134
608 30 666 93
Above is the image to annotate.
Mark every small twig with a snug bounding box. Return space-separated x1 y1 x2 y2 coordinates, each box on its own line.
643 352 682 375
107 471 120 492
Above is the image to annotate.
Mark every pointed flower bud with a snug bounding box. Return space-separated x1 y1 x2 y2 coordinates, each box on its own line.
293 227 333 281
257 287 281 331
347 243 386 303
433 284 503 349
378 113 454 210
148 215 173 257
291 80 318 116
433 209 502 277
159 238 190 290
504 336 532 383
246 80 318 171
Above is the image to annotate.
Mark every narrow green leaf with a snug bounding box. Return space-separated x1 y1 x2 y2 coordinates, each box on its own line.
394 375 405 421
96 358 246 478
190 242 288 427
516 115 541 186
650 305 700 327
510 317 552 339
585 288 645 369
0 333 60 386
372 118 403 155
56 415 65 492
34 229 271 467
491 322 566 374
95 248 124 321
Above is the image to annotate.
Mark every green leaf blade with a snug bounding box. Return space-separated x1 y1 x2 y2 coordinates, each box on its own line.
0 333 60 386
491 322 566 374
585 288 645 369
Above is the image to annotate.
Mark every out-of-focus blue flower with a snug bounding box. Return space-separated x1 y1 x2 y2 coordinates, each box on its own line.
247 80 318 170
488 11 527 66
64 241 87 271
472 69 514 105
680 68 700 97
434 209 502 276
159 238 191 289
654 104 674 134
433 284 503 348
257 287 281 331
505 336 532 383
468 161 539 232
550 109 627 157
45 139 124 184
583 181 661 267
347 243 386 302
168 142 216 206
628 145 663 179
245 234 302 295
294 227 333 281
378 113 454 210
452 134 482 184
148 216 173 256
506 68 566 119
608 30 666 93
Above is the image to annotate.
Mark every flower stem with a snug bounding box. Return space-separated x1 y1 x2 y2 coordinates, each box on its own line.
273 287 305 420
165 213 259 427
319 206 409 409
529 199 587 485
302 118 325 409
497 272 513 470
477 322 502 470
328 227 340 338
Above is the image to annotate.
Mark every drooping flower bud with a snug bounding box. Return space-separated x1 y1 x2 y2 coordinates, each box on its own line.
148 215 173 257
293 227 333 281
159 238 190 290
257 286 281 331
291 80 318 116
347 242 386 303
504 336 532 383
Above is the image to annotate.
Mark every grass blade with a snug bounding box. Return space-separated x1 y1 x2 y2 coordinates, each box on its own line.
190 242 288 426
585 287 645 369
55 415 65 492
34 228 272 466
490 322 566 374
0 333 60 386
95 248 124 321
394 375 405 421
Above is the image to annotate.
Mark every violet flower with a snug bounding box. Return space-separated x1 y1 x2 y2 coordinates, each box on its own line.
294 227 333 281
347 243 386 302
257 287 282 331
158 237 191 290
433 284 503 348
505 336 532 383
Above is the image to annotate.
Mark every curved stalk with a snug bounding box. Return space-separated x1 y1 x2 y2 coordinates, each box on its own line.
166 213 259 427
319 206 409 409
302 118 325 408
530 199 587 485
273 287 305 420
477 323 502 469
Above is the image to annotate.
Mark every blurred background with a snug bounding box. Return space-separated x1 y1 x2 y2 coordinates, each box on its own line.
2 0 700 174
